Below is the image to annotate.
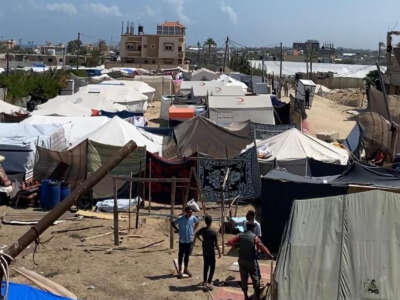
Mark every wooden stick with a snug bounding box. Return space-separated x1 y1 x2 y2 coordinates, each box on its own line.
128 171 133 232
51 225 103 234
170 179 176 249
113 178 119 246
81 231 113 242
149 157 152 213
138 239 164 249
127 235 144 238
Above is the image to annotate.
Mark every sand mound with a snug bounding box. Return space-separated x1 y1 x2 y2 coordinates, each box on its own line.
326 88 366 107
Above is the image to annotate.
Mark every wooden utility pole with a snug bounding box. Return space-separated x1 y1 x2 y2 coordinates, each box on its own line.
309 44 313 79
223 36 229 73
76 32 80 70
279 42 283 80
4 141 138 266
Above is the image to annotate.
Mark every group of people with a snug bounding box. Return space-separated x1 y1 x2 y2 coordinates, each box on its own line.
171 207 273 300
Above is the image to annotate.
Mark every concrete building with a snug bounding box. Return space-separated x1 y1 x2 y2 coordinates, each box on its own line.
293 40 320 53
0 40 17 50
39 43 65 56
120 21 186 66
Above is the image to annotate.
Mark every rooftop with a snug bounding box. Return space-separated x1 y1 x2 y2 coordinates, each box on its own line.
160 21 185 28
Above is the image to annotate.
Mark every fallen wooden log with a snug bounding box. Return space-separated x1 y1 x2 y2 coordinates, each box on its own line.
80 231 113 242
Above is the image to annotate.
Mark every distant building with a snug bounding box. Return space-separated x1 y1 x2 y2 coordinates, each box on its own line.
0 39 17 50
320 42 336 63
39 43 65 56
120 21 186 66
293 40 320 53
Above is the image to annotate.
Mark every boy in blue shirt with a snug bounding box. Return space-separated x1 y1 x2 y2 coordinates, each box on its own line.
171 206 199 278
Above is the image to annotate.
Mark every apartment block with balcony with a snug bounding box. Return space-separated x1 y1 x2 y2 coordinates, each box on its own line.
120 21 186 66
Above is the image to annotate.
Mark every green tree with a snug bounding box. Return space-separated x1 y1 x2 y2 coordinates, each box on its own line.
204 38 217 63
67 39 82 54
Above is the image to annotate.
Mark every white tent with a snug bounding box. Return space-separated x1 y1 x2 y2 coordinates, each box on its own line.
98 80 156 103
22 116 109 148
215 74 248 92
78 116 163 154
192 85 246 97
34 84 148 116
0 123 66 176
257 128 349 176
191 68 218 81
0 100 27 114
208 95 275 126
180 80 225 92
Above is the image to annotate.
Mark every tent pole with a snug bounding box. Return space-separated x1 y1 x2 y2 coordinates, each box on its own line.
128 171 133 232
170 179 176 249
113 178 119 246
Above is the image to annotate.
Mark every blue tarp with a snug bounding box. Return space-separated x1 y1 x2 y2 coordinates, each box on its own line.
86 69 102 77
344 124 361 155
1 282 72 300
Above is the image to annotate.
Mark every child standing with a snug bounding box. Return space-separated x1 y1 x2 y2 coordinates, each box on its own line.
195 215 222 291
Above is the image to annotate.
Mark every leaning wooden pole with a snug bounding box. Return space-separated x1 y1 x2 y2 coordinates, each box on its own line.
4 141 137 262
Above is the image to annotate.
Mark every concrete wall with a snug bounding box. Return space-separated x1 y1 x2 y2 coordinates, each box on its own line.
314 77 364 89
105 61 189 71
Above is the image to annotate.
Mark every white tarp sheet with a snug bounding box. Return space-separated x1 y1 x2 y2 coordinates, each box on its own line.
0 100 27 114
272 190 400 300
250 60 384 78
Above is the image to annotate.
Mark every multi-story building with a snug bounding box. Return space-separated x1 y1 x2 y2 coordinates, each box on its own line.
120 21 186 66
39 43 65 56
0 40 17 50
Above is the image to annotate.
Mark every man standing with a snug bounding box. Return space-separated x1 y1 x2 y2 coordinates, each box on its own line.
171 206 199 278
194 215 222 290
227 223 273 300
240 210 262 237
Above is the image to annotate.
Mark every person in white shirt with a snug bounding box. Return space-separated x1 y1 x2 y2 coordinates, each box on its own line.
241 210 261 237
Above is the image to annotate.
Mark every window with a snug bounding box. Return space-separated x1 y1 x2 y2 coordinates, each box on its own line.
143 45 147 48
151 44 155 49
178 46 182 52
164 43 174 51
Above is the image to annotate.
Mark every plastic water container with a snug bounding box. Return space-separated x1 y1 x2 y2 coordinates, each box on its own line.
39 180 50 210
60 183 71 201
47 181 61 210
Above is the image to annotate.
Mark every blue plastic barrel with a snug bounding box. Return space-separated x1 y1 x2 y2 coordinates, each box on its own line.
60 184 70 201
47 181 61 210
39 180 50 210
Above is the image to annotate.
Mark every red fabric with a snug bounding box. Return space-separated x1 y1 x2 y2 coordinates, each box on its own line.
91 109 100 116
146 153 196 204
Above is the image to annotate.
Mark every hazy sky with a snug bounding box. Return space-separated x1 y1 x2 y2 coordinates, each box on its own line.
1 0 399 49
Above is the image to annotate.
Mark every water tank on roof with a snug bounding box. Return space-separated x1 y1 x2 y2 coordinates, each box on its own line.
47 48 56 56
138 25 144 35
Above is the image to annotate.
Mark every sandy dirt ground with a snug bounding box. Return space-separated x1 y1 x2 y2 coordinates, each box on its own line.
1 204 264 300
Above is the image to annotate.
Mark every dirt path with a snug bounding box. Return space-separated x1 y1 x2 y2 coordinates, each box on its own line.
2 205 254 300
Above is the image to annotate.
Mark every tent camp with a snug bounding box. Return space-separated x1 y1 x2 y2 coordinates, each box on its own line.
76 116 163 154
208 95 275 127
98 80 155 103
22 116 110 148
180 81 225 92
257 128 349 176
271 190 400 300
0 123 66 176
192 85 246 97
166 116 253 159
216 74 248 92
34 84 148 116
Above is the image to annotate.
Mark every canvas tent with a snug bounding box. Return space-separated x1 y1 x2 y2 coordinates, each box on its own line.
22 116 109 148
0 100 26 115
271 190 400 300
98 80 155 102
192 85 246 97
0 123 66 176
257 128 349 176
180 81 225 93
169 116 253 159
208 95 275 126
190 68 218 81
76 116 163 154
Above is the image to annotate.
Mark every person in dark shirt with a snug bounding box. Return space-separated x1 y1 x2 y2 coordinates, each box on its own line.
227 223 273 300
194 215 221 291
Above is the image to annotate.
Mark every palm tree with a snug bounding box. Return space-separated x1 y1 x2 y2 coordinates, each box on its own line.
203 38 217 64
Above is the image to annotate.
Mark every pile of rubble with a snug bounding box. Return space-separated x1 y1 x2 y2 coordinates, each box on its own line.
325 88 366 107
